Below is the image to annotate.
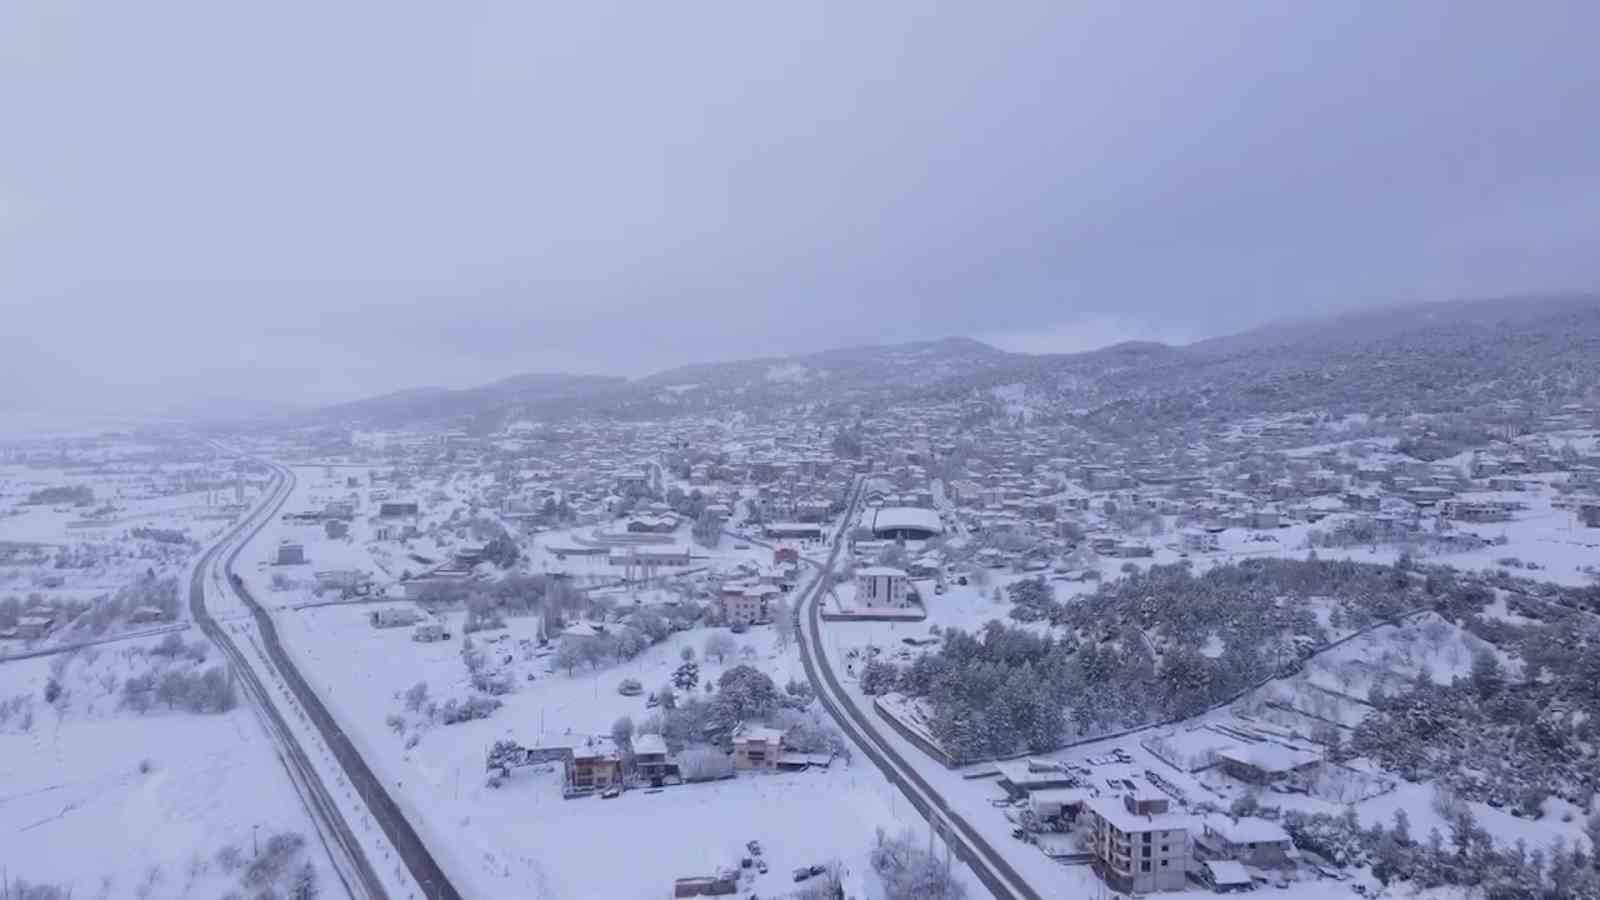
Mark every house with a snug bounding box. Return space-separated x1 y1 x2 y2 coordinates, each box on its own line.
615 469 651 492
1083 789 1192 894
1181 529 1220 553
855 566 912 608
794 499 833 523
1248 509 1281 530
274 540 306 565
324 519 350 539
1197 859 1254 893
633 733 680 786
314 569 368 594
373 520 419 541
400 571 473 600
377 501 420 519
323 500 356 520
772 547 800 566
1343 491 1382 513
721 583 779 626
731 724 784 770
995 759 1082 799
560 620 609 649
1197 815 1297 869
1214 743 1323 785
1443 499 1516 523
566 737 622 794
1028 786 1093 821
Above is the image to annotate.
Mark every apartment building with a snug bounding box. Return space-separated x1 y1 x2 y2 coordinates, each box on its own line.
1084 789 1192 894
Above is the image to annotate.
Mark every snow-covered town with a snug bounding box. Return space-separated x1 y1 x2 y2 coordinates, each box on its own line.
9 5 1600 899
6 354 1600 899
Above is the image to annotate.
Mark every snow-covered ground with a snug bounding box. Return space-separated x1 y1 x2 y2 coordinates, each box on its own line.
0 635 337 899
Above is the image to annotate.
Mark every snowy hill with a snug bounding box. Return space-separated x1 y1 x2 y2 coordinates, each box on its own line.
302 295 1600 430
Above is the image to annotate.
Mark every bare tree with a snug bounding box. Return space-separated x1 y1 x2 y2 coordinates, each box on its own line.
704 632 736 664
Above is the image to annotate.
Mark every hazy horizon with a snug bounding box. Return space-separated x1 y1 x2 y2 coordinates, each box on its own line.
6 1 1599 416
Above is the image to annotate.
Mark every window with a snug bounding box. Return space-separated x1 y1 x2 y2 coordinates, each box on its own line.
1142 847 1151 858
1160 860 1168 868
1140 861 1151 872
1143 832 1152 843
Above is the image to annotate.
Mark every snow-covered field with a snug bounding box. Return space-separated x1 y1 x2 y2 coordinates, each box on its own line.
260 595 983 898
0 635 335 899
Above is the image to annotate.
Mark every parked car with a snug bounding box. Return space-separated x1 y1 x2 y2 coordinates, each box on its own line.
792 868 812 883
756 860 768 874
600 786 620 799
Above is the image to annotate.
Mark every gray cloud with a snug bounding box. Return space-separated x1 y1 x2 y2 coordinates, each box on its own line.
4 0 1598 414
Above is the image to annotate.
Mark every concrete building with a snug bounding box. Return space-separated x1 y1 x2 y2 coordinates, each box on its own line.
1214 743 1323 785
854 566 912 608
1084 789 1192 894
867 506 944 541
1180 529 1220 553
274 540 306 565
720 582 780 626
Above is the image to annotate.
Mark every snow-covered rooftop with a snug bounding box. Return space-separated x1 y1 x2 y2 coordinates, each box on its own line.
868 506 944 536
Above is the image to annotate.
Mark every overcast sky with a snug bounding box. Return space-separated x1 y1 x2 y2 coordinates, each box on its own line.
4 1 1598 416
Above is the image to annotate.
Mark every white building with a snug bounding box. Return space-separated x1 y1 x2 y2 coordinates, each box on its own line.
855 566 912 608
1180 529 1220 553
867 506 944 541
721 582 781 625
1084 788 1192 894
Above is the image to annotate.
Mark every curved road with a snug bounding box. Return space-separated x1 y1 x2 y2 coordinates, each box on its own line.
189 464 382 899
794 479 1044 900
201 459 464 900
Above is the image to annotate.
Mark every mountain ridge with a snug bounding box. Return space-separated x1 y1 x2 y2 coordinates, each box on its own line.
297 295 1600 430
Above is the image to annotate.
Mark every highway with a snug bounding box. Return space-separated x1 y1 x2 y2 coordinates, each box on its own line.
196 458 465 900
189 463 383 900
794 478 1044 900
